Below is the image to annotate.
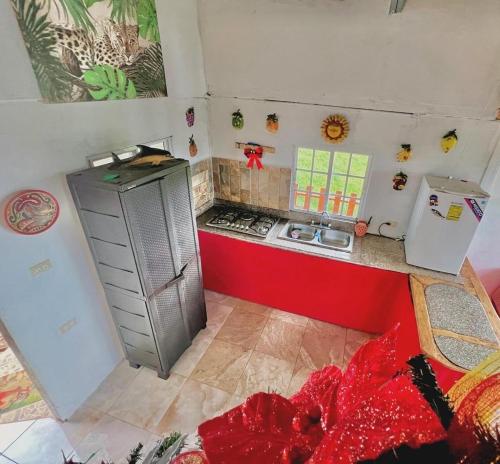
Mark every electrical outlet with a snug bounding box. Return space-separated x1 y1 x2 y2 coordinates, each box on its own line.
387 221 398 228
59 318 77 335
30 259 52 277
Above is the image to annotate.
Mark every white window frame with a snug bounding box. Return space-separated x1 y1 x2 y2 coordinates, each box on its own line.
87 136 173 168
290 146 372 221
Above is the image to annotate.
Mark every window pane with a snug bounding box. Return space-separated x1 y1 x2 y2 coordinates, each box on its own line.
309 196 320 212
311 173 328 192
350 154 369 177
296 170 311 191
345 177 364 198
333 152 350 174
294 193 306 209
327 194 343 215
330 175 346 195
313 150 330 173
341 200 360 218
297 148 313 170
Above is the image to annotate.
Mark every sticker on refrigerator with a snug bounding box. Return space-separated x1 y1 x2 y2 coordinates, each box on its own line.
429 194 439 206
446 203 463 221
465 198 484 222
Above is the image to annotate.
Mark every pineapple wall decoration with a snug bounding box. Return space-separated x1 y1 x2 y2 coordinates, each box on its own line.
189 135 198 157
266 113 279 133
397 144 413 162
441 130 458 154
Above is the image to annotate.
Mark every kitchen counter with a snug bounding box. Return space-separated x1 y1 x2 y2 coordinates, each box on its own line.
197 207 464 284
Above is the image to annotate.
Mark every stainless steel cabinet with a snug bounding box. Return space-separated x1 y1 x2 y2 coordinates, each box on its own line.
67 159 206 379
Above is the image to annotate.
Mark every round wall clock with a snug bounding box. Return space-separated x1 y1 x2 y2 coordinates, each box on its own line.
321 114 350 144
4 190 60 235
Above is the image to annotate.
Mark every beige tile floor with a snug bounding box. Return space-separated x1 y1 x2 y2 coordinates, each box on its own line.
0 290 375 464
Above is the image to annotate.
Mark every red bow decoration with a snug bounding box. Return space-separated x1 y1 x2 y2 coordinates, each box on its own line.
198 326 447 464
244 144 264 170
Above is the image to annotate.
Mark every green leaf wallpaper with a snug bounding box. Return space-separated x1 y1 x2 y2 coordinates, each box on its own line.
10 0 167 103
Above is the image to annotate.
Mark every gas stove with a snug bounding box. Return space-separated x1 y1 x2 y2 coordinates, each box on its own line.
206 207 279 238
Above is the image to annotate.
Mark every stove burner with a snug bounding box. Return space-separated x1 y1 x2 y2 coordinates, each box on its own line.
207 207 278 238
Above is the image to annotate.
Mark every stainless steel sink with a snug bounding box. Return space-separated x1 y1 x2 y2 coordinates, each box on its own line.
277 221 354 253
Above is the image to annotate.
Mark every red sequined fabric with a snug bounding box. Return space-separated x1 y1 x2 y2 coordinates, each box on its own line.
198 326 446 464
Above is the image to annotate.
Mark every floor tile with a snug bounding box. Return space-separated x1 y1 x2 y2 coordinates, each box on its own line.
83 360 142 413
204 302 233 338
0 420 34 453
269 309 309 327
224 395 246 412
171 333 213 377
254 318 305 363
155 380 231 434
234 300 271 316
287 361 314 397
0 453 18 464
235 351 294 398
297 320 347 370
0 348 23 377
215 310 267 349
3 418 79 464
204 290 228 303
190 340 251 393
60 407 104 445
343 329 378 369
108 369 186 431
75 414 152 464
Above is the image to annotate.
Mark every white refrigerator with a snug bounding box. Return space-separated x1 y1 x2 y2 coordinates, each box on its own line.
405 175 489 275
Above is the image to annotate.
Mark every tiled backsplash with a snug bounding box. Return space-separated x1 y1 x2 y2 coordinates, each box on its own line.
212 157 291 211
191 159 214 215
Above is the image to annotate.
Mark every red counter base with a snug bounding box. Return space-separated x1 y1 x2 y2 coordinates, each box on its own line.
199 231 463 391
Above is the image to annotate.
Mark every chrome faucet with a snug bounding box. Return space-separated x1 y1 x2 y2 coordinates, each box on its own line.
319 211 331 228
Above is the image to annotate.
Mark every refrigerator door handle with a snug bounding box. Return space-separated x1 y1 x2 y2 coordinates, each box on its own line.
147 257 195 300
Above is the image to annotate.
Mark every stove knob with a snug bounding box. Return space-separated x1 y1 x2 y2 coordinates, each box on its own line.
245 226 249 230
230 223 235 227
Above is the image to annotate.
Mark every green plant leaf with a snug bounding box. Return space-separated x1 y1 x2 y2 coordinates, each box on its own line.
83 65 136 100
11 0 73 102
137 0 160 42
121 43 167 98
109 0 138 22
57 0 95 32
84 0 103 7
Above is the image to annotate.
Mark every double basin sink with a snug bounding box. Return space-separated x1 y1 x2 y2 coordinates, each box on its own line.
277 221 354 253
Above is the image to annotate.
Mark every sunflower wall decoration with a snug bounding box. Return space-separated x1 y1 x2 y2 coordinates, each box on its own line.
321 114 350 144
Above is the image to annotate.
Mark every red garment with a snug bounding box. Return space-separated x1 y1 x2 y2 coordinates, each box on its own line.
198 326 446 464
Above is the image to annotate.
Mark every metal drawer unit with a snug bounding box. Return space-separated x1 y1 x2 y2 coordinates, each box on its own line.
67 159 207 379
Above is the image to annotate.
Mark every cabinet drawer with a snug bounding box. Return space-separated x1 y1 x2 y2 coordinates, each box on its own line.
125 345 160 369
99 264 143 296
105 289 147 317
113 306 152 336
120 326 156 353
92 239 137 273
76 185 122 217
82 210 130 246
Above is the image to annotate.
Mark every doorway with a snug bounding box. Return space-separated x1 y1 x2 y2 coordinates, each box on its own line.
0 332 51 424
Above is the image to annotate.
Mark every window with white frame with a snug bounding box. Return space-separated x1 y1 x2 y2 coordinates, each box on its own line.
87 136 173 168
291 148 370 219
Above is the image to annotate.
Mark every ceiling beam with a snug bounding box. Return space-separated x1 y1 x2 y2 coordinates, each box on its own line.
389 0 407 14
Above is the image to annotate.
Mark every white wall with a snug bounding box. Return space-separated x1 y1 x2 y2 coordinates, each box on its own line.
199 0 500 118
209 98 498 236
0 0 208 419
200 0 500 281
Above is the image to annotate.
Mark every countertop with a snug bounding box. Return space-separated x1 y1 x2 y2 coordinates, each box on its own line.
197 207 464 284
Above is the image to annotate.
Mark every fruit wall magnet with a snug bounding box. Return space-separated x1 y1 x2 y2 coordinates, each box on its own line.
232 109 244 130
392 172 408 191
266 113 279 133
321 114 350 144
396 144 412 162
186 107 195 127
189 135 198 157
4 190 60 235
441 129 458 154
